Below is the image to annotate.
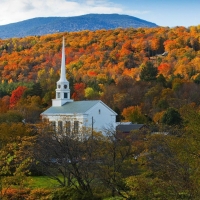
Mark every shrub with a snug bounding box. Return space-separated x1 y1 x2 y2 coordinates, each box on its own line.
27 188 52 200
2 188 30 200
52 187 102 200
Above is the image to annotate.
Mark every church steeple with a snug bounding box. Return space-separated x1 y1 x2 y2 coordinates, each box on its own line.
59 37 67 82
52 37 73 107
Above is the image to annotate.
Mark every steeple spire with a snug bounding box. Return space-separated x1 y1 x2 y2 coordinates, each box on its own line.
59 37 67 82
52 37 73 107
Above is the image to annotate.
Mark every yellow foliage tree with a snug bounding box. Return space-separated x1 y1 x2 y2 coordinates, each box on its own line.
122 106 147 124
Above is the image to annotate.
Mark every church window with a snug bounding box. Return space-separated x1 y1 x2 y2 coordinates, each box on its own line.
58 85 61 88
58 121 63 133
66 121 71 134
64 93 68 98
99 109 101 114
74 121 79 134
57 92 60 98
50 121 56 131
64 85 67 89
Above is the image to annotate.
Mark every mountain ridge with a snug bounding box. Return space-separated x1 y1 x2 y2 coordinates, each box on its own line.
0 14 158 39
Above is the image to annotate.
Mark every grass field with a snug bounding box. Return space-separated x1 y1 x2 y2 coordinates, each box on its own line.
2 176 121 199
28 176 61 189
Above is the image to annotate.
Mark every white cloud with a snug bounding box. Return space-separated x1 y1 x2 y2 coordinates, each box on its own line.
0 0 149 25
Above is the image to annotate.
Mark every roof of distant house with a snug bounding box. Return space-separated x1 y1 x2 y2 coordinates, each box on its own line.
116 123 144 132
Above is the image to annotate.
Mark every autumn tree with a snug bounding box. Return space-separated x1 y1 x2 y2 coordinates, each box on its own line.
9 86 27 108
94 127 139 198
0 122 32 149
122 106 147 124
0 123 33 197
33 124 102 196
0 110 23 124
158 63 172 78
15 95 43 123
0 135 35 199
0 96 10 113
145 132 200 198
72 82 85 100
84 87 100 100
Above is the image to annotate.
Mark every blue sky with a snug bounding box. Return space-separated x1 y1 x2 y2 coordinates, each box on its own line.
0 0 199 27
124 0 199 27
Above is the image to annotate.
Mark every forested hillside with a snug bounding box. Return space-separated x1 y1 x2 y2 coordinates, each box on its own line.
0 14 158 39
0 25 200 123
1 26 200 199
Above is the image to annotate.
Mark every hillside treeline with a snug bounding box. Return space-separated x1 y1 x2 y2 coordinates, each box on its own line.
0 25 200 122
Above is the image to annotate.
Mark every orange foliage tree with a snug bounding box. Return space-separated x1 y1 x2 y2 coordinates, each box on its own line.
0 96 10 113
158 63 172 77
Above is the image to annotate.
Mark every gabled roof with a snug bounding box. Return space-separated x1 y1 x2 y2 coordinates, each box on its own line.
41 100 117 115
116 124 144 132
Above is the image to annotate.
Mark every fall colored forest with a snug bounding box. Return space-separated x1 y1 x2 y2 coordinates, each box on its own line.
1 26 200 199
0 25 200 124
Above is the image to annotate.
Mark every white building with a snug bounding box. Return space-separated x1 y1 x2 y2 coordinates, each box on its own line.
41 37 117 136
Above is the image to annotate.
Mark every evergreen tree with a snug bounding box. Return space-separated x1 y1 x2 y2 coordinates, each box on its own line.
161 107 182 125
140 61 158 82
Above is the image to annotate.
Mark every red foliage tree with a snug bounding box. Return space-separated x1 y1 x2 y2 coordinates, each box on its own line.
10 86 27 108
88 71 97 77
72 83 85 100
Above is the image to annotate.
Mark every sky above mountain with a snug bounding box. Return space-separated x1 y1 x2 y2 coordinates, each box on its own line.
0 0 199 27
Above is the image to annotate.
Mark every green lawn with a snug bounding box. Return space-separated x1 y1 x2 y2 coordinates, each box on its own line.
28 176 61 189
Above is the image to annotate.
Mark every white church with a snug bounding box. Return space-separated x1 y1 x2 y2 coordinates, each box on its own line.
41 37 117 136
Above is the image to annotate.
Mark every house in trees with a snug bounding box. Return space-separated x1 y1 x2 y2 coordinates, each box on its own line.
116 123 145 134
41 37 117 136
116 122 146 139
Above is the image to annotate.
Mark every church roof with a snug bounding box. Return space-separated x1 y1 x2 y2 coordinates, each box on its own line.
41 100 117 115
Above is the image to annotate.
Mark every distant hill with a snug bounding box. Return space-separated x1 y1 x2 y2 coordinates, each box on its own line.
0 14 158 39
